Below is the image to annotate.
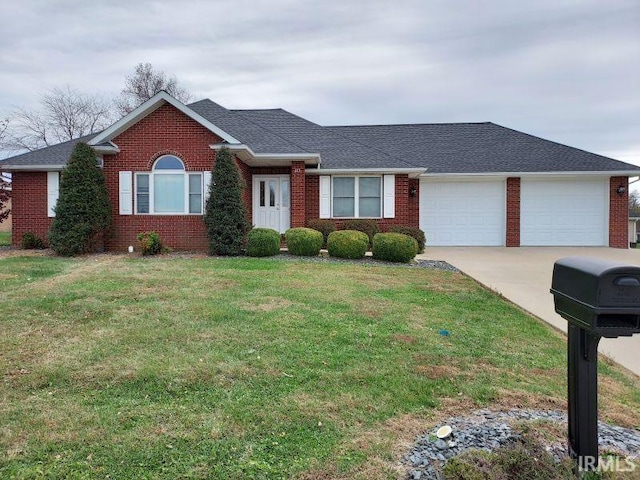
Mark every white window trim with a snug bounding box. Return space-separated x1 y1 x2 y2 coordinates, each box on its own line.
134 171 205 215
331 175 383 219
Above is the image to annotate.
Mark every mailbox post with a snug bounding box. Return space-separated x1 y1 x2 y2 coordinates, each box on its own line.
551 256 640 472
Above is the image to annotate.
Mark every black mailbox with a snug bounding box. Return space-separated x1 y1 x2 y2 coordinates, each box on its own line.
551 256 640 337
550 256 640 473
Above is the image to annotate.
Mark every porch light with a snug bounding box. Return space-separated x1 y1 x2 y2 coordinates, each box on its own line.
409 186 417 197
616 185 627 196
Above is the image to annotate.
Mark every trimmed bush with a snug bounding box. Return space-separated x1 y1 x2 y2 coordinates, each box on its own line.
247 228 281 257
204 146 251 256
48 142 112 256
387 225 426 253
21 232 45 250
342 219 380 247
327 230 368 259
372 232 418 263
306 219 335 248
285 227 323 256
137 231 164 256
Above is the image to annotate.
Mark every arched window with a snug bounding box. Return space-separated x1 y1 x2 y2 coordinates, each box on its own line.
135 155 204 214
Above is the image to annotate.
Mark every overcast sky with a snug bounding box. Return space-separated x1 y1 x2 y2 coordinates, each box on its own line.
1 0 638 165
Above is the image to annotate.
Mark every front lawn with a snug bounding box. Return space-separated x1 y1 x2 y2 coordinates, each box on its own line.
0 231 10 246
0 254 638 479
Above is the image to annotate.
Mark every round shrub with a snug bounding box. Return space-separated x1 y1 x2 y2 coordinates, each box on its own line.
327 230 369 259
306 218 335 248
372 232 418 263
137 231 164 256
21 232 45 250
285 227 323 256
387 225 426 253
342 219 380 247
246 228 281 257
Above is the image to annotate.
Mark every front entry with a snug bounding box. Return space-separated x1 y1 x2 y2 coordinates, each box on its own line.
253 175 291 233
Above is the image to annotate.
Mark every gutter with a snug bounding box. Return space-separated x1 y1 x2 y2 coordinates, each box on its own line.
308 167 426 179
209 143 321 166
420 171 640 177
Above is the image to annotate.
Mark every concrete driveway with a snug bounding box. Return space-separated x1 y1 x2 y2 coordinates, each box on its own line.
419 247 640 376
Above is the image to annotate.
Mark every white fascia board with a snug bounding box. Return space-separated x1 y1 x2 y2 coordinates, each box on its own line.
308 167 425 178
92 143 120 154
0 164 66 171
209 143 321 166
89 91 240 146
421 171 640 178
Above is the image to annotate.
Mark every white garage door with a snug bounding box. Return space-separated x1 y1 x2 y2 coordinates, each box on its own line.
521 178 608 246
420 179 505 246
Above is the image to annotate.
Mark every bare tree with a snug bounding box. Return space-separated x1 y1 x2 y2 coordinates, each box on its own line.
3 87 112 152
115 63 192 116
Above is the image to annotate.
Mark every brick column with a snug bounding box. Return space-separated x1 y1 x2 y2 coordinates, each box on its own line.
408 178 420 229
506 177 520 247
609 176 629 248
291 161 306 227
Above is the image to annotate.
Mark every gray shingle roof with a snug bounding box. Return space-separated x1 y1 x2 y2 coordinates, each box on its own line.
228 108 417 169
0 133 97 168
327 122 640 174
1 97 638 175
188 100 308 154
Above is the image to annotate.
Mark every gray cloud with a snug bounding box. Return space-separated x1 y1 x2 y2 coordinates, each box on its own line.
1 0 638 163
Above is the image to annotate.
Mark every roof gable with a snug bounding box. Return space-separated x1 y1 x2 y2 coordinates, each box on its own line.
89 91 240 146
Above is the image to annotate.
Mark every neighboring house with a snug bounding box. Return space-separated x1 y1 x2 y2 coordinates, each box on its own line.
1 91 639 251
629 213 640 246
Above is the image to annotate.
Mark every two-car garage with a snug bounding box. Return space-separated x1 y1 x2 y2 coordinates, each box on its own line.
419 177 610 246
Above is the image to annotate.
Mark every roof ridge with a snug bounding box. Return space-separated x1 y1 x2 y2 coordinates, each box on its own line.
264 109 424 169
230 109 314 154
328 121 492 128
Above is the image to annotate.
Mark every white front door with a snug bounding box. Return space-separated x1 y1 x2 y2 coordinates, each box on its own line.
253 176 291 233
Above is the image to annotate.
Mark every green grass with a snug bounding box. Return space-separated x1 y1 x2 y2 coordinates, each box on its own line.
0 231 10 246
0 255 638 479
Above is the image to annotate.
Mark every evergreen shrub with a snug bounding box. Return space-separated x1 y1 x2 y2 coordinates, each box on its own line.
387 225 426 253
285 227 323 256
342 219 380 247
247 228 281 257
327 230 369 259
21 232 45 250
204 147 251 256
372 232 418 263
48 143 111 256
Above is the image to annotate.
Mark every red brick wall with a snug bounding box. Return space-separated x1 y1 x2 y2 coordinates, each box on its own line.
102 103 259 251
11 172 52 247
305 176 320 221
506 177 521 247
408 178 420 228
236 158 252 224
291 161 306 227
302 174 418 230
609 176 629 248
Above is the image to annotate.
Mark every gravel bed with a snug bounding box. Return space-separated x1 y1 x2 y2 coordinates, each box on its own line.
405 409 640 479
0 247 458 271
269 252 459 271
